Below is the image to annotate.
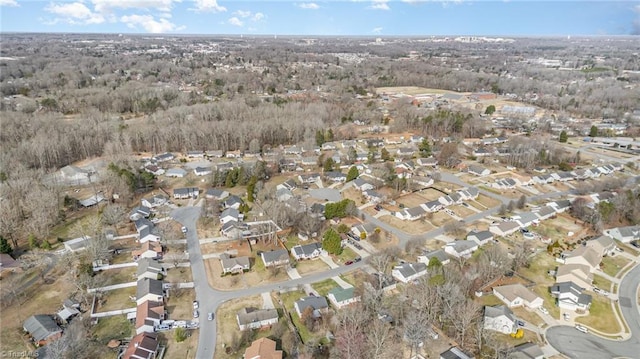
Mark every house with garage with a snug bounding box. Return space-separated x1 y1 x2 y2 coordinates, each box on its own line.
585 235 616 257
550 281 592 311
194 166 212 176
325 286 359 310
205 150 224 158
276 179 297 191
260 249 290 268
604 225 640 243
418 249 450 266
205 188 230 201
532 174 555 184
489 221 520 237
122 332 160 359
135 300 165 334
444 240 479 259
468 165 491 177
396 206 426 221
224 195 243 209
132 241 163 261
473 148 493 157
244 337 283 359
466 230 494 246
421 200 443 213
220 208 242 224
555 264 593 290
533 205 556 221
144 164 165 176
237 308 279 331
291 242 325 260
23 315 62 346
417 157 439 168
135 218 160 243
493 284 543 309
141 194 168 209
559 246 601 272
137 258 165 281
352 178 375 192
220 254 251 274
298 173 320 184
351 222 377 239
186 150 204 158
483 305 517 334
325 171 347 183
508 343 544 359
493 178 518 189
129 206 151 222
220 221 249 239
513 212 539 228
412 176 434 188
294 296 329 318
165 167 187 178
440 346 474 359
363 189 384 203
459 187 479 200
153 152 174 163
173 187 199 199
276 187 294 202
392 262 428 283
136 278 164 305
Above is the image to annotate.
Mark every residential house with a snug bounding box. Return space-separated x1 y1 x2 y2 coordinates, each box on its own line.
79 194 105 207
276 188 293 202
194 166 213 176
466 230 494 246
550 281 592 311
220 208 241 224
342 140 357 148
153 152 174 163
132 241 163 261
322 142 337 150
604 225 640 243
244 337 283 359
173 187 199 199
144 164 165 176
508 343 544 359
392 262 428 283
366 138 384 147
135 301 165 334
396 206 426 221
237 308 279 331
533 205 556 221
327 286 360 309
224 195 243 209
294 296 329 318
532 174 555 184
60 165 90 183
186 150 204 158
351 222 377 239
23 315 62 346
440 347 474 359
483 305 517 334
129 206 151 221
490 221 520 237
205 150 224 158
136 258 165 281
0 253 21 277
260 250 290 268
560 246 601 272
141 194 168 208
300 157 318 167
416 157 438 168
216 161 235 172
325 171 347 183
122 332 160 359
513 212 539 228
493 284 543 309
363 189 384 203
412 176 434 188
473 148 493 157
444 240 479 259
291 242 325 260
276 179 296 191
555 264 593 290
165 168 187 178
493 178 518 189
135 218 160 243
221 221 249 239
585 235 616 257
397 147 416 157
205 188 230 201
136 278 164 305
551 171 575 182
468 165 491 177
56 299 81 323
352 178 374 192
459 187 479 200
417 249 450 266
220 254 250 274
422 200 444 212
284 146 302 155
298 173 320 184
226 150 242 158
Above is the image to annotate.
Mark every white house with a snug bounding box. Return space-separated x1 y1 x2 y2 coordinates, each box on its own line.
550 281 592 312
468 165 491 177
444 240 479 259
483 305 517 334
493 284 543 309
352 178 374 192
220 208 241 224
237 308 279 331
220 255 250 274
392 262 428 283
489 221 520 237
604 225 640 243
260 249 290 268
417 249 450 266
291 242 325 260
165 168 187 178
141 194 168 208
466 230 493 246
396 206 425 221
194 166 213 176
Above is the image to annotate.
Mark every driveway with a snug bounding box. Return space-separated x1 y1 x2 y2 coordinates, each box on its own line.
546 264 640 359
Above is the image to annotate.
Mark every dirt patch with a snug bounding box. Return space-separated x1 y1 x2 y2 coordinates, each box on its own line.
95 287 137 313
430 211 454 227
448 204 476 218
165 266 193 284
166 288 195 321
397 192 430 208
93 267 137 287
160 330 198 359
295 259 330 276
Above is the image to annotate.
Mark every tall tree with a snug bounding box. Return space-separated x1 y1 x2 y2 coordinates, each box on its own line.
559 130 568 143
0 235 12 254
589 125 598 137
484 105 496 115
322 228 342 255
418 138 432 158
346 166 359 182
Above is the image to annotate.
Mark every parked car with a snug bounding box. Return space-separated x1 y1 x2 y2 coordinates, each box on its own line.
615 247 624 252
193 300 199 309
354 257 362 262
193 310 199 319
575 325 588 333
208 312 214 321
182 226 188 233
563 313 570 321
539 307 549 315
345 260 354 266
516 320 525 327
374 204 382 211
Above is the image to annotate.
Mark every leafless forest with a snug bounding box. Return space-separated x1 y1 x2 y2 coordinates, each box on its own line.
1 33 639 245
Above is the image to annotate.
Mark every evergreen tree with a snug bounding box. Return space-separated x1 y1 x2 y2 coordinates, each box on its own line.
418 138 432 158
315 130 325 146
559 130 568 143
589 125 598 137
326 128 334 142
346 166 359 182
28 234 39 249
322 228 343 255
484 105 496 115
0 235 12 254
323 157 335 172
380 147 391 161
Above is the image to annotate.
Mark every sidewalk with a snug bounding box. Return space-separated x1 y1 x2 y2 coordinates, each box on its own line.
286 267 301 280
332 276 353 289
319 254 339 269
88 281 137 293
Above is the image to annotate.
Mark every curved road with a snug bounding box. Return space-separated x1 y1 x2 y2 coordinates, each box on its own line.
546 264 640 359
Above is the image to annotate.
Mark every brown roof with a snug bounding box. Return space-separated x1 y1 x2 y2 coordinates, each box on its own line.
135 301 164 329
244 338 283 359
0 253 19 270
122 332 159 359
132 241 162 257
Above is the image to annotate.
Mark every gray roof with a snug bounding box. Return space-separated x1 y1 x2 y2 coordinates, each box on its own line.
468 165 488 174
325 171 346 179
535 205 556 218
137 258 164 277
237 307 279 326
447 240 478 253
517 212 539 225
137 278 164 299
221 256 250 270
508 343 544 359
394 262 427 278
23 315 62 342
424 200 442 209
467 230 493 241
292 242 322 257
440 346 474 359
224 195 243 207
166 168 187 176
484 305 516 321
261 249 289 264
407 206 426 217
295 296 328 313
221 208 240 220
421 249 449 264
206 188 230 199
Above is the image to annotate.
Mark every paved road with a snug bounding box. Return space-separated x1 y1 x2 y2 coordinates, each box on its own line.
546 264 640 359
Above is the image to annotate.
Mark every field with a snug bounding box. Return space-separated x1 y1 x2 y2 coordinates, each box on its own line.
159 330 198 359
166 287 195 321
396 192 431 208
448 204 476 218
312 279 339 297
475 194 501 208
517 252 560 319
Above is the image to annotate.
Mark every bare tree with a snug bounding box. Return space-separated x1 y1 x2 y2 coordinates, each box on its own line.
102 203 126 226
404 310 429 358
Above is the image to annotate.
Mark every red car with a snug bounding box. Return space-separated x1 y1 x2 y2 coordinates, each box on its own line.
345 260 354 265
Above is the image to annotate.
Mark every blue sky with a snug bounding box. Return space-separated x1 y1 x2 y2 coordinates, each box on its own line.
1 1 639 36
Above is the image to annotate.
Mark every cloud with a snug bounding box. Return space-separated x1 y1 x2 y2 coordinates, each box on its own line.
298 3 320 10
0 0 19 7
633 4 640 35
252 12 264 21
92 0 177 14
401 0 463 6
45 2 105 24
233 10 265 22
369 0 390 11
120 14 183 32
372 27 383 34
228 17 243 27
191 0 226 13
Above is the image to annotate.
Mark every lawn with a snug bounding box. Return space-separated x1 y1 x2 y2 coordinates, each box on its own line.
517 252 556 286
378 214 435 235
92 315 134 345
575 296 621 334
512 307 544 327
95 287 137 313
93 267 137 287
476 294 504 307
278 290 315 343
215 295 265 359
159 329 198 359
204 258 288 291
295 259 330 276
340 270 369 288
448 204 476 218
334 246 358 264
533 286 560 320
600 255 631 277
592 275 613 291
430 211 454 227
397 192 430 208
165 266 194 283
475 194 501 208
311 279 338 297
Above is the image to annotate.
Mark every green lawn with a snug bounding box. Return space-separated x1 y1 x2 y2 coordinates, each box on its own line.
533 285 560 320
334 246 358 264
593 275 613 291
575 296 621 334
92 315 134 344
311 279 338 297
518 252 556 286
600 255 631 277
278 290 313 342
476 294 504 307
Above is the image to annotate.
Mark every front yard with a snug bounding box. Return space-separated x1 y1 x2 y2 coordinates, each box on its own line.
378 214 435 235
575 296 621 334
295 259 330 276
311 279 339 297
600 255 630 277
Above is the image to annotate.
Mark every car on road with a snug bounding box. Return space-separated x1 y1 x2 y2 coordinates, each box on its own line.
182 226 188 233
516 320 525 327
539 307 549 315
461 202 469 208
615 247 624 252
207 312 213 321
575 325 588 333
354 256 362 262
193 300 199 309
193 310 199 319
345 260 354 266
374 204 382 211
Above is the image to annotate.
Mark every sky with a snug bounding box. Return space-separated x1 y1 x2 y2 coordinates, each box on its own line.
0 1 639 36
